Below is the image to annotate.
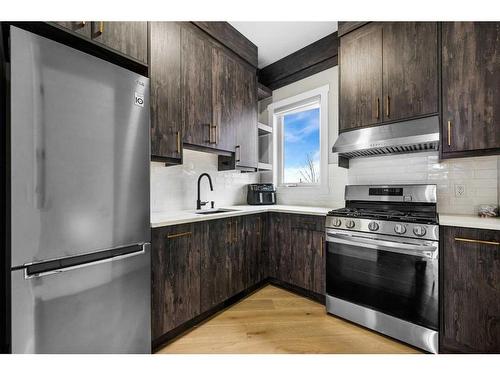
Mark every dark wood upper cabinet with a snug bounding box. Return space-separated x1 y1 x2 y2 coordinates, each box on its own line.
340 23 383 131
150 22 182 163
340 22 439 132
181 24 214 149
91 22 148 63
151 222 206 341
55 21 91 38
338 22 369 37
382 22 438 122
192 22 258 68
442 22 500 156
441 226 500 353
212 47 237 152
234 62 258 169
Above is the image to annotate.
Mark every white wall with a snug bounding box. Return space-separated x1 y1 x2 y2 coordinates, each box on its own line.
151 149 259 213
262 66 348 209
348 152 499 215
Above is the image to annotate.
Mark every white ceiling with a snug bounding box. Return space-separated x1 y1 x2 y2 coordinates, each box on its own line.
229 22 338 69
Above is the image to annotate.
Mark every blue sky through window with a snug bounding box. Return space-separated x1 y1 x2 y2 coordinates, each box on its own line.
283 107 320 184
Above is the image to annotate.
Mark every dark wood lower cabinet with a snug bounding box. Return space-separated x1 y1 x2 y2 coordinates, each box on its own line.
201 219 231 312
227 216 246 297
151 222 207 341
269 213 325 294
441 226 500 353
245 214 268 287
152 212 326 348
269 212 293 282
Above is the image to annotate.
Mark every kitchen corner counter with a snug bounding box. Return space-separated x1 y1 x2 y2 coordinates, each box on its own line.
439 214 500 231
151 204 334 228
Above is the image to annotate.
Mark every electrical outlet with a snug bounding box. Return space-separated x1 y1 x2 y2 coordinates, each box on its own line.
455 184 466 198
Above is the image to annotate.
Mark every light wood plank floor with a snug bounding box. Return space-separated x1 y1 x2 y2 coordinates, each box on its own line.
157 285 422 354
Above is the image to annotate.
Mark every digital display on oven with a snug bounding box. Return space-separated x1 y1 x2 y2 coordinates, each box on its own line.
368 187 403 196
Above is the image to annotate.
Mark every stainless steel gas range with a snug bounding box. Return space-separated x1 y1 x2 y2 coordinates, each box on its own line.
325 184 439 353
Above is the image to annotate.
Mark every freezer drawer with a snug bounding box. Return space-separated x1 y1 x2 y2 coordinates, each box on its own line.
11 246 151 354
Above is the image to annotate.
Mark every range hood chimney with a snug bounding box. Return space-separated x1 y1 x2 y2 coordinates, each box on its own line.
332 116 440 160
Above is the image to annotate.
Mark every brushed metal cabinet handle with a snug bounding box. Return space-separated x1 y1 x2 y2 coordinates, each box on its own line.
455 237 499 246
376 97 380 120
386 96 390 118
93 21 104 37
235 145 241 162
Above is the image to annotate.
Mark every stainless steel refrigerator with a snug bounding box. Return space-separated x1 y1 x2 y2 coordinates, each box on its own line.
9 26 151 353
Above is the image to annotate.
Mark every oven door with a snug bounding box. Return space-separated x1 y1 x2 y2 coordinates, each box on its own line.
326 228 438 331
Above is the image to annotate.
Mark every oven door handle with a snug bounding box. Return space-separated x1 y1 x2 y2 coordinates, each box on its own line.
326 232 438 259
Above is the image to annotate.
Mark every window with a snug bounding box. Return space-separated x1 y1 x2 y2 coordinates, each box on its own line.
282 104 320 184
270 85 329 188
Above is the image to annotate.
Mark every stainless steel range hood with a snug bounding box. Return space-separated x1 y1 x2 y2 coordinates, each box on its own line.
332 116 440 159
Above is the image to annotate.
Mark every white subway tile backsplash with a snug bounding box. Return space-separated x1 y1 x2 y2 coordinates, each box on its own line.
347 152 498 215
150 149 259 213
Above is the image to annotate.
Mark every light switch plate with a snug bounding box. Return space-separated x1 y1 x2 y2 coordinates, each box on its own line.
454 184 466 198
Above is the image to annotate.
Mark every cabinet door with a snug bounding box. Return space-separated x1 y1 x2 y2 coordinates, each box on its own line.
290 215 325 293
269 213 293 283
181 25 214 148
151 223 205 340
441 226 500 353
235 63 258 169
244 214 265 287
212 47 237 152
340 23 383 131
201 219 230 312
91 22 148 63
150 22 182 162
228 217 246 296
442 22 500 154
382 22 438 122
55 21 91 38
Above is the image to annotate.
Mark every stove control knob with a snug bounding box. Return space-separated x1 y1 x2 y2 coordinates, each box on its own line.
394 224 406 234
345 219 355 229
368 221 379 231
332 218 342 227
413 225 427 237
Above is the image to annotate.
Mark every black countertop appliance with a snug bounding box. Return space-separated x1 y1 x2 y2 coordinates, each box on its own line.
247 184 276 205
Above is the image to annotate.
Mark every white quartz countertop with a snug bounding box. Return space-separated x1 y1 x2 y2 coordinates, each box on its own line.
439 214 500 231
151 204 334 228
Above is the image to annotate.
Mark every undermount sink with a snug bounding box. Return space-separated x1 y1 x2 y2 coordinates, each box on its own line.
194 208 240 215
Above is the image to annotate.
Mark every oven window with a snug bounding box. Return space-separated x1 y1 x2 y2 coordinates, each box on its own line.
326 241 438 330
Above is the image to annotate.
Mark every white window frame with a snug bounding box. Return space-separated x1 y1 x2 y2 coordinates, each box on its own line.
268 85 329 191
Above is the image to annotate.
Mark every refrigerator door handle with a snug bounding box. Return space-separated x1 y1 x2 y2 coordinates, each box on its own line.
24 243 150 279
